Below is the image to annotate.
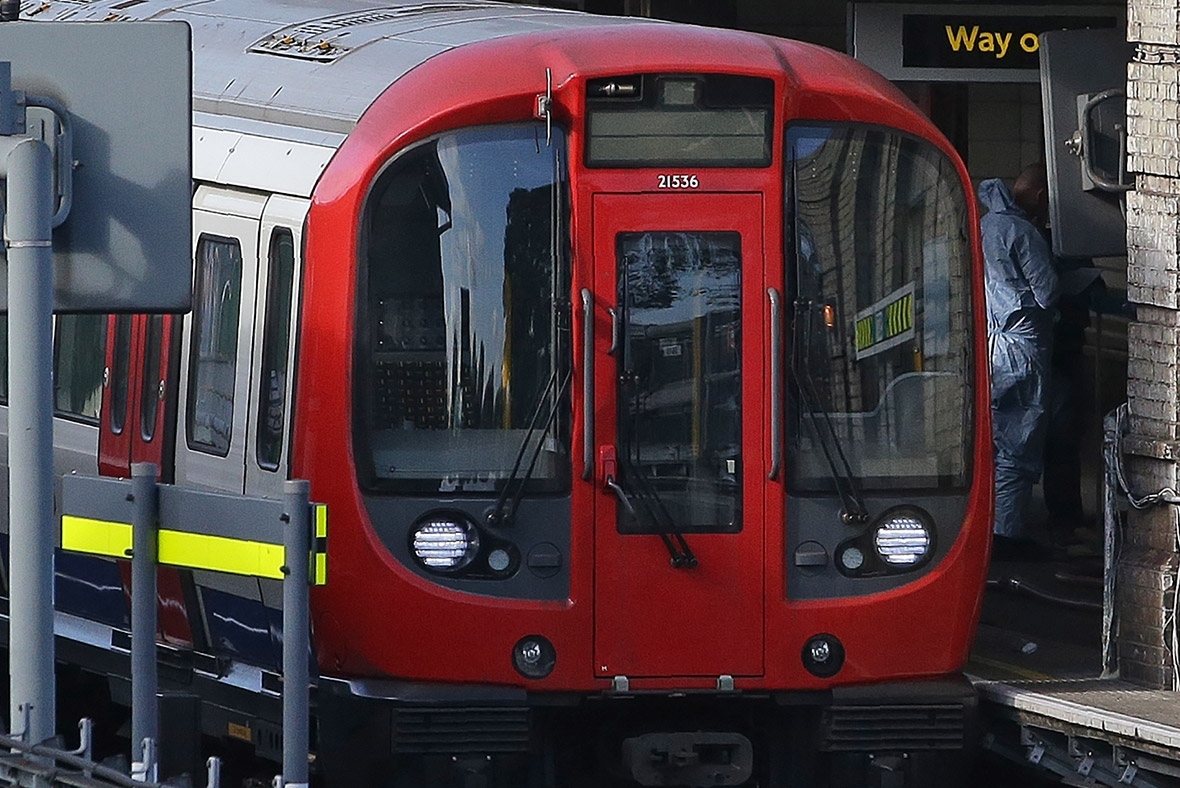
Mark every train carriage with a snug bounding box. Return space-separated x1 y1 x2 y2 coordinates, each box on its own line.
16 1 991 786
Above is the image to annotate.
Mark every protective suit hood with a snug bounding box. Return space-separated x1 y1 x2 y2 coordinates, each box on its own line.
979 178 1057 323
978 178 1024 218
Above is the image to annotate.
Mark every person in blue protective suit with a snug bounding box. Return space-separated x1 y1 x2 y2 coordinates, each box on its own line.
979 165 1059 561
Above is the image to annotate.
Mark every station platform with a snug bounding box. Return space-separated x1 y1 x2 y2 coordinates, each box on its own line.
967 556 1180 787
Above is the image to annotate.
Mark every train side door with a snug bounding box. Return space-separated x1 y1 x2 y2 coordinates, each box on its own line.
592 192 766 680
244 197 306 633
98 314 177 478
244 196 307 499
96 312 191 645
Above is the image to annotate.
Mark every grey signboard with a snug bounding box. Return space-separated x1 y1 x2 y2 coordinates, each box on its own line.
0 21 192 312
1040 28 1133 258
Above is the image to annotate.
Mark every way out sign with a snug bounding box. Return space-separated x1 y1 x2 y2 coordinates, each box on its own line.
850 3 1123 83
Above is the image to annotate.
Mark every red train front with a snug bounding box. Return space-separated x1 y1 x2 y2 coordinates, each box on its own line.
295 20 992 788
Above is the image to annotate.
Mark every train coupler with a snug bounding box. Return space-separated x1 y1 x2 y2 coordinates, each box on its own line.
622 731 753 787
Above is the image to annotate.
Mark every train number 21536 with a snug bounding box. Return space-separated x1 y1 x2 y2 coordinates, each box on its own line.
657 174 699 189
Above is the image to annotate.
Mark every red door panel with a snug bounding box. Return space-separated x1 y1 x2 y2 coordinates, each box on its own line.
592 193 766 680
99 313 193 648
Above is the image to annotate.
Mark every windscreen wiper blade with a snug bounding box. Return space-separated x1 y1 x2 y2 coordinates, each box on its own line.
616 454 698 569
789 300 870 524
486 367 571 527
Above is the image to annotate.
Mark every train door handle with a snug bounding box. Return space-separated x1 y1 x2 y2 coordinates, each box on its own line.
598 445 636 517
608 307 620 355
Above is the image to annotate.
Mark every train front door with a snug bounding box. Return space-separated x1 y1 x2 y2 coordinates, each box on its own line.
592 192 766 680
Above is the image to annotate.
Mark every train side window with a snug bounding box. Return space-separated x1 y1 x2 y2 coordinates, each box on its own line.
53 313 108 423
187 234 244 456
109 314 133 432
140 314 165 441
255 227 296 471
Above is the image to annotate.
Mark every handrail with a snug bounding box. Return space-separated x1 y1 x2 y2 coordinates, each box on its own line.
768 287 782 480
581 288 594 481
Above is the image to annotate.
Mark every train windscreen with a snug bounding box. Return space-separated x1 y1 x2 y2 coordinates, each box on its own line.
357 124 571 494
786 124 972 491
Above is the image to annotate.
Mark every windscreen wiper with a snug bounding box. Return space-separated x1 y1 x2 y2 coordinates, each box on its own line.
615 453 698 569
486 367 571 527
789 299 870 524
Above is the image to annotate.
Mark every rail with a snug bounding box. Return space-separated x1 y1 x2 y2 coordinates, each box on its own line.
0 717 223 788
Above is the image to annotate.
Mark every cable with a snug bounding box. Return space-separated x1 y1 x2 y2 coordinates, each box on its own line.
1110 402 1180 687
1111 403 1180 508
1165 507 1175 684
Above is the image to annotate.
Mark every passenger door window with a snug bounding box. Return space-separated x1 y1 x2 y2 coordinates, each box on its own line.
187 235 244 456
140 315 165 442
53 313 107 423
255 227 296 471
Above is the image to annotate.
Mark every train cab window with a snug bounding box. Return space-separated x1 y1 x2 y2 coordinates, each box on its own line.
357 123 571 493
53 313 107 423
786 124 972 491
256 227 296 471
187 235 244 456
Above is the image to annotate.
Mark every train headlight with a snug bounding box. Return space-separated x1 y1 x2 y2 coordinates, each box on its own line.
873 509 932 567
410 514 480 572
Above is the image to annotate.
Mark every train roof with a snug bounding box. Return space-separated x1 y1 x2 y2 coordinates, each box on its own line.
39 0 633 137
29 1 928 196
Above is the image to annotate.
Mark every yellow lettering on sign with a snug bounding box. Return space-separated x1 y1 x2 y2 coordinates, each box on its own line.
996 32 1012 58
1020 33 1039 53
945 24 979 52
945 24 1024 59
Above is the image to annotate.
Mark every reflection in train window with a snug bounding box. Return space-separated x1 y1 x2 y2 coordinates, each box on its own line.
616 231 742 534
786 124 972 491
188 235 243 456
53 313 107 423
357 123 571 494
256 227 296 471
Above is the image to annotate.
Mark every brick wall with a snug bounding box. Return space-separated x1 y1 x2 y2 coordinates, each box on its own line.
1123 0 1180 689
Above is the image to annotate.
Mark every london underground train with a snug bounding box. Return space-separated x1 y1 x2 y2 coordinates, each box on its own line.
19 1 991 785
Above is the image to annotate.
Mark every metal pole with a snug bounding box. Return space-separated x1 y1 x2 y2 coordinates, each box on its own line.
130 462 159 782
281 480 310 788
2 130 56 744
